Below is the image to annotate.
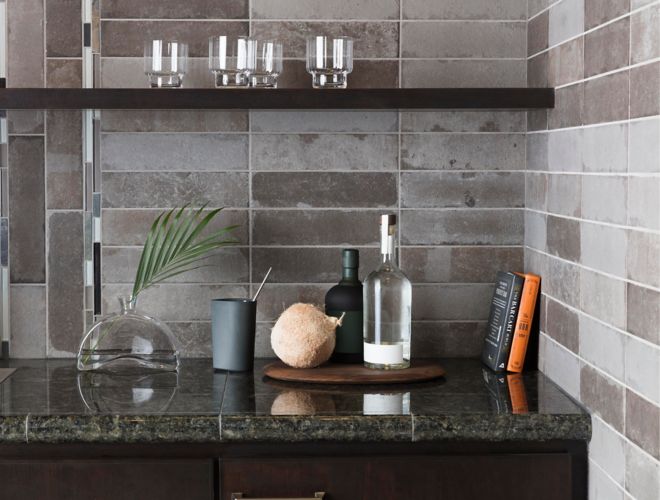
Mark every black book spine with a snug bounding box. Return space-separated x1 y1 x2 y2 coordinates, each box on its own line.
492 274 524 371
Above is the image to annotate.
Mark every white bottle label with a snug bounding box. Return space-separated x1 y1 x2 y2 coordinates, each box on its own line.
363 342 403 365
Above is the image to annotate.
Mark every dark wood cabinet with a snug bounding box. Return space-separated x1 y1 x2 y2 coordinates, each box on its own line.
220 454 572 500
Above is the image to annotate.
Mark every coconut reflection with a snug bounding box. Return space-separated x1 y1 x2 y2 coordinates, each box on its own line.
77 371 178 413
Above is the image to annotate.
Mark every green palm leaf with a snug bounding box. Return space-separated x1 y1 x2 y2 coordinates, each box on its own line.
130 205 239 299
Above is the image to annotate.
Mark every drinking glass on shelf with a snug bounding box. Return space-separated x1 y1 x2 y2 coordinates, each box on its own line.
306 36 353 89
250 39 283 88
209 36 255 88
144 40 188 88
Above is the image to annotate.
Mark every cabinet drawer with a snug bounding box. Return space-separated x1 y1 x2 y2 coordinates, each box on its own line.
0 459 214 500
220 454 572 500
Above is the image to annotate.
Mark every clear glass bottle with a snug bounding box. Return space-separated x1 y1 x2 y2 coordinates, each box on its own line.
363 215 412 370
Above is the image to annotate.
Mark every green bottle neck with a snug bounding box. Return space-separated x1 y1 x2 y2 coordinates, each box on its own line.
340 267 360 284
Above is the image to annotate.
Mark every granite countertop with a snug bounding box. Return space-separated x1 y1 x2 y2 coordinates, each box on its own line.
0 359 590 445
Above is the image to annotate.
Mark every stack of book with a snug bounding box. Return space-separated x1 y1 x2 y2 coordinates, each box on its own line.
481 272 541 373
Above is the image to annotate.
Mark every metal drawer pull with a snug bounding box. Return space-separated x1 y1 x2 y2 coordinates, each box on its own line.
231 493 325 500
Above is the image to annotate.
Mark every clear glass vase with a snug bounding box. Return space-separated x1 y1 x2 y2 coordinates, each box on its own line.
77 296 180 372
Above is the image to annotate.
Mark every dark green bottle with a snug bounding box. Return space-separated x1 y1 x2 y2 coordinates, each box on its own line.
325 249 363 363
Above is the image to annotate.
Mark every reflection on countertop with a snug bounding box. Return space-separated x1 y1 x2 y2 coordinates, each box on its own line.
0 358 590 444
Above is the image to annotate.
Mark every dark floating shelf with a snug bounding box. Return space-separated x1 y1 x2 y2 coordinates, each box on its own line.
0 88 554 110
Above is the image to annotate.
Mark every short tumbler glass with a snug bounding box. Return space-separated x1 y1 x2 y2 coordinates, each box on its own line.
306 36 353 89
144 40 188 88
209 36 255 88
251 39 283 88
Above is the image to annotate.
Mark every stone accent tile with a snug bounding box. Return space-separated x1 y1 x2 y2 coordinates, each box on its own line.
250 21 399 58
528 10 549 55
46 0 81 57
525 210 547 251
401 210 524 245
101 133 248 171
548 84 584 130
547 174 581 217
585 18 630 78
581 175 627 224
411 322 488 358
252 247 380 284
275 59 400 89
100 57 215 89
587 0 630 28
101 0 248 19
582 123 628 173
626 442 660 500
401 246 523 283
103 284 249 322
101 110 248 133
526 133 548 171
525 173 548 211
627 230 660 289
404 0 526 20
101 21 249 57
7 0 44 87
631 5 660 64
46 59 82 88
627 283 660 345
252 0 399 19
527 110 548 132
401 134 525 171
545 298 579 353
626 390 660 459
168 322 212 358
401 172 523 209
46 110 83 209
539 334 581 399
625 336 660 405
402 21 525 58
527 52 548 88
546 215 581 261
579 314 625 380
10 285 47 358
251 172 397 208
251 134 398 171
545 255 581 309
252 210 381 246
253 111 398 133
8 136 45 283
255 284 326 321
101 172 249 209
401 60 526 88
630 62 660 119
580 269 627 330
628 176 660 230
412 284 494 321
102 209 248 246
7 111 45 135
629 118 660 173
548 37 584 87
47 212 84 356
583 71 630 125
524 248 547 281
547 129 583 172
548 0 585 46
581 223 628 277
589 416 627 486
581 364 625 431
102 247 249 284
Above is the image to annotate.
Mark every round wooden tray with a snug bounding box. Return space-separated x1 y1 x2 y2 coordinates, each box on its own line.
263 359 445 385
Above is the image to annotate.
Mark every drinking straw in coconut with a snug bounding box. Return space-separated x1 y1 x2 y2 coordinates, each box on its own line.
252 267 272 301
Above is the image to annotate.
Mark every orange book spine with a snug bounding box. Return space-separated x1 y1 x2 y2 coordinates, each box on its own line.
506 273 541 373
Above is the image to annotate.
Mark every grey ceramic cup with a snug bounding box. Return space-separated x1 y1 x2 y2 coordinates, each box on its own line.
211 298 257 372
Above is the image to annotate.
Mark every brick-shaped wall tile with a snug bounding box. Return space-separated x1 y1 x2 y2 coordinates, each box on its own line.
627 230 660 288
7 0 44 87
401 59 526 88
102 110 248 133
628 176 660 230
582 123 628 173
580 269 627 330
585 0 630 30
548 0 585 46
539 334 581 398
46 0 82 57
625 336 660 405
548 37 584 87
581 175 627 224
46 59 83 88
102 0 248 19
629 118 660 173
253 111 399 133
252 0 399 20
626 390 660 459
47 212 84 356
583 71 630 125
627 283 660 345
631 5 660 64
580 222 627 277
8 137 45 283
404 0 525 20
10 285 47 358
412 284 494 320
401 111 525 133
546 215 581 261
579 314 625 380
630 62 660 118
545 298 579 353
625 441 660 500
411 322 487 358
581 364 625 431
589 416 626 485
46 110 83 209
584 18 630 77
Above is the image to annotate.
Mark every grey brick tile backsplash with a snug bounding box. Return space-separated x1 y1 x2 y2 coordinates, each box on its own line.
101 110 249 133
46 110 83 210
251 0 400 20
45 59 83 88
45 0 82 57
403 0 526 20
101 0 249 19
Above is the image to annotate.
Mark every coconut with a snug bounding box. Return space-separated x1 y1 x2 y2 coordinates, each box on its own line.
271 303 344 368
